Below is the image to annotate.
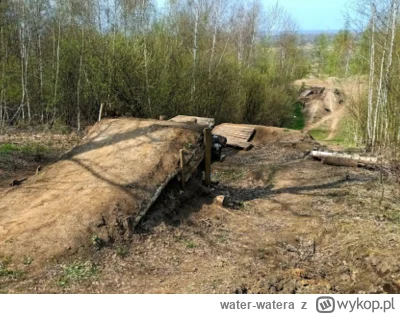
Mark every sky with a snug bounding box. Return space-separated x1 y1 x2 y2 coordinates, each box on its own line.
274 0 349 32
156 0 351 32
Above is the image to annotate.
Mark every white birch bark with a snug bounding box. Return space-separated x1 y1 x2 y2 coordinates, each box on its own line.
77 27 84 131
52 18 61 121
0 21 5 127
367 6 375 144
191 2 199 108
141 0 152 116
209 0 220 79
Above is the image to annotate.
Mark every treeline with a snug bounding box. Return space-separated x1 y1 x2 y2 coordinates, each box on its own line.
313 0 400 154
355 0 400 152
314 29 367 77
0 0 309 130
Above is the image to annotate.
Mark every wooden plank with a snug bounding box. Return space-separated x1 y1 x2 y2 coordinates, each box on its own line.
213 124 256 139
212 123 256 150
180 149 185 189
177 146 205 183
170 115 215 127
228 139 254 151
204 128 212 187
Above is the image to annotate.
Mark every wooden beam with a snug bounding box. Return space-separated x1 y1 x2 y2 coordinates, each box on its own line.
204 128 212 187
180 149 185 189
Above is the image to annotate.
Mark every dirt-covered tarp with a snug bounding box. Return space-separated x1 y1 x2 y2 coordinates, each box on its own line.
0 118 203 265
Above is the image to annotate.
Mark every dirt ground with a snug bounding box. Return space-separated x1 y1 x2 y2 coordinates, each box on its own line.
296 80 345 140
0 129 81 190
0 119 203 267
294 76 366 144
1 125 399 294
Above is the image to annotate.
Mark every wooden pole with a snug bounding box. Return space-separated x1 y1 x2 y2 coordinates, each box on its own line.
204 128 212 187
180 149 185 189
98 103 104 122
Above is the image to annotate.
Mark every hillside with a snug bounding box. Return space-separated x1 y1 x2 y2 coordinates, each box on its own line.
1 120 400 294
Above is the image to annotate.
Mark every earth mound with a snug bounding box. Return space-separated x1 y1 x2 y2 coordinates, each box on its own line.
0 118 203 266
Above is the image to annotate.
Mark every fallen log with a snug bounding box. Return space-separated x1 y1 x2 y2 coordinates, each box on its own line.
311 151 380 168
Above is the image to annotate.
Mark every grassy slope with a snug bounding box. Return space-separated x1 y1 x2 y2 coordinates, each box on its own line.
284 102 305 130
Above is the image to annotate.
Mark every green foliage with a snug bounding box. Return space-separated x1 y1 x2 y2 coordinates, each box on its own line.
90 235 104 251
212 168 247 183
0 143 19 154
0 142 50 155
0 260 24 280
284 102 305 130
315 30 358 77
58 261 98 287
115 246 129 258
383 210 400 223
23 256 33 266
52 119 72 135
0 0 307 129
185 241 197 249
0 268 24 279
309 129 329 140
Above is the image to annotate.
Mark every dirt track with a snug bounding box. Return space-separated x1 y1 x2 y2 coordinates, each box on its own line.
301 88 344 140
0 118 203 265
295 77 363 142
2 126 399 294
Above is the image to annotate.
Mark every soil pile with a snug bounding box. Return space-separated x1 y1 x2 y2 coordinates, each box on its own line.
0 118 203 265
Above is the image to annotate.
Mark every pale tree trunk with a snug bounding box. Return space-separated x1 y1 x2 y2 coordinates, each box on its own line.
237 30 243 67
344 49 351 77
24 35 30 122
143 38 152 116
38 32 44 123
19 18 26 122
371 0 398 150
380 0 398 145
235 7 245 68
52 19 61 122
18 2 31 122
76 26 84 132
248 24 256 68
36 0 44 123
367 6 376 145
372 37 387 148
191 2 199 110
208 0 220 79
216 36 230 70
141 0 152 116
106 0 118 109
247 1 259 68
0 22 6 128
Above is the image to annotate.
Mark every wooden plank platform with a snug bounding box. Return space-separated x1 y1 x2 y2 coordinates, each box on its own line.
170 115 215 127
212 124 255 150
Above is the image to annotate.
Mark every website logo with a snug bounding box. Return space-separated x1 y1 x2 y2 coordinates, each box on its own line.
316 297 335 313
